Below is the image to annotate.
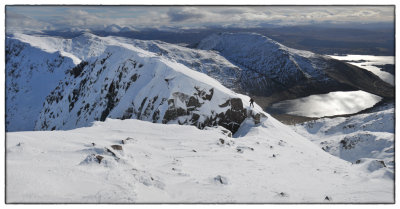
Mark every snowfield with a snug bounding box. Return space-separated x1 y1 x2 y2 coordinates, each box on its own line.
6 118 394 203
291 104 394 179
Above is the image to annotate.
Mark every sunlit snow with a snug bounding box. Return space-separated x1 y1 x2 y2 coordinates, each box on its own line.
6 118 394 203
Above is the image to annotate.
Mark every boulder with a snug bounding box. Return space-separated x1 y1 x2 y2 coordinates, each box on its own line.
214 175 228 185
220 128 232 138
219 138 225 145
121 137 134 144
236 146 254 153
111 145 123 150
95 155 104 164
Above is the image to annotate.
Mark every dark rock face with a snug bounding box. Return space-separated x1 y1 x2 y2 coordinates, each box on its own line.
161 95 266 134
216 98 247 133
69 61 88 78
100 81 118 121
162 98 188 124
340 136 360 150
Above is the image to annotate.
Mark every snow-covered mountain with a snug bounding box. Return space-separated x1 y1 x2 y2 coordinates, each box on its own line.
6 118 394 203
292 103 394 178
7 33 263 133
197 33 394 105
5 32 394 203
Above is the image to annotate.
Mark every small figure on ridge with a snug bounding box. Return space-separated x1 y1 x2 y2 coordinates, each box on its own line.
249 97 255 107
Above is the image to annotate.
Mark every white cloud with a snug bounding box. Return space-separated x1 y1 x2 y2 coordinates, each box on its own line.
6 12 52 33
5 6 395 32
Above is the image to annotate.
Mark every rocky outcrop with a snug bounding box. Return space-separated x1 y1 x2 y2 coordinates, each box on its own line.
162 95 266 133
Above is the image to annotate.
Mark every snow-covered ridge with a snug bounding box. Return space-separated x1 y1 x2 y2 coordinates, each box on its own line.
108 36 244 91
10 33 245 91
35 37 266 133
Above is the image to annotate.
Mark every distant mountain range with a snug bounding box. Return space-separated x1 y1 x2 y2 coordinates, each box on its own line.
30 24 394 56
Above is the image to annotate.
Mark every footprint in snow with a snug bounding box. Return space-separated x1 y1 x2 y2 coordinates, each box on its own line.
7 142 25 153
172 158 182 166
172 168 189 177
278 140 287 146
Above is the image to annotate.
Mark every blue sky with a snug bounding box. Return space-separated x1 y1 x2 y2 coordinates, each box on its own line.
6 6 395 32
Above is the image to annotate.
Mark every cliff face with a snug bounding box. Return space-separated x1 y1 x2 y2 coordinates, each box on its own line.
5 38 75 131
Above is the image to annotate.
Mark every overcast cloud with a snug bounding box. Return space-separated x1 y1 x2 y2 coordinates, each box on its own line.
6 6 394 32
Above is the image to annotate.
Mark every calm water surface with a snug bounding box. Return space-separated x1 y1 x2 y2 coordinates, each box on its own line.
268 90 382 118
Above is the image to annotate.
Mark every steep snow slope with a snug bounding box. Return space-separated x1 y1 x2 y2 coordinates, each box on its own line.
197 33 394 104
35 40 265 133
5 37 76 131
291 104 394 177
6 118 394 203
109 36 243 92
